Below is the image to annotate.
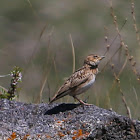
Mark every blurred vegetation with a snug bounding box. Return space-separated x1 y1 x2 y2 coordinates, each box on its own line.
0 66 22 100
0 0 140 119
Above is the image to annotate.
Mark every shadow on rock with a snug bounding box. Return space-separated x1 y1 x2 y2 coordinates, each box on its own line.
45 103 80 115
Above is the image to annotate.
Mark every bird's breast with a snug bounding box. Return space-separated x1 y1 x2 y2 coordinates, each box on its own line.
84 74 95 88
72 74 96 96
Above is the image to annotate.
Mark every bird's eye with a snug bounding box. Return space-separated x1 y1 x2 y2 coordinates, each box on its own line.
94 55 97 58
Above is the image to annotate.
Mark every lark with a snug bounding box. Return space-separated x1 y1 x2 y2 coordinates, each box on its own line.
49 54 105 105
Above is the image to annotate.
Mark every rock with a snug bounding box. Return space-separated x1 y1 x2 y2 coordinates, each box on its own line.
0 99 139 139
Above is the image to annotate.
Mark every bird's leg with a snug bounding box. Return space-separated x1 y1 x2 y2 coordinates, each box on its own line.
73 96 92 106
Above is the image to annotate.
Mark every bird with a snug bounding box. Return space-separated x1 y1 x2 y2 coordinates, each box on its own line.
49 54 105 105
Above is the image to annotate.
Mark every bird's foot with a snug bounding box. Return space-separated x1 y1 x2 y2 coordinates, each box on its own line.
73 96 92 106
79 100 92 106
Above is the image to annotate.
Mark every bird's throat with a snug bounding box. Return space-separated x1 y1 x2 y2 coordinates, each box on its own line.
90 65 98 69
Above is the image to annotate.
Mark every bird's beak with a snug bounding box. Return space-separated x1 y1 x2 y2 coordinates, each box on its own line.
100 56 105 60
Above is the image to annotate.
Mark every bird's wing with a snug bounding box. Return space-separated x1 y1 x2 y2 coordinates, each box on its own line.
49 67 91 103
69 67 91 88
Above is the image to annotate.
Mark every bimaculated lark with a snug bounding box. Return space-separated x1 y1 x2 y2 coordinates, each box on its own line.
49 54 105 105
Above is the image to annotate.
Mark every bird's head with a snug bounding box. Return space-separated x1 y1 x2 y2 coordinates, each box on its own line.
84 54 105 68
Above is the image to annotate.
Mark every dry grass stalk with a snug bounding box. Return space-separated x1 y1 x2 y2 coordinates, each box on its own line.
69 34 76 73
37 28 54 103
26 0 38 18
131 0 140 46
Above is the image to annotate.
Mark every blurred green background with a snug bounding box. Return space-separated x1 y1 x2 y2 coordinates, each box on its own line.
0 0 140 119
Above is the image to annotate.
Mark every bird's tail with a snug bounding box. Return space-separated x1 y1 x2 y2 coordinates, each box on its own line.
49 91 69 104
49 95 57 104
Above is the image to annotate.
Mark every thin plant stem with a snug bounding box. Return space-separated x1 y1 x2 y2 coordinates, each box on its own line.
69 34 76 73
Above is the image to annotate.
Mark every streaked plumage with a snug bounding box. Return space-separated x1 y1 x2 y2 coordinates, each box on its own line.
49 54 105 105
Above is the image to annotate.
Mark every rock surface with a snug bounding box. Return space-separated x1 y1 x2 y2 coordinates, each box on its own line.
0 99 140 140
